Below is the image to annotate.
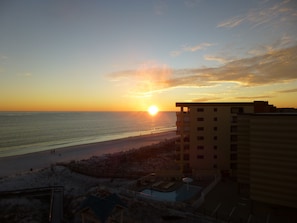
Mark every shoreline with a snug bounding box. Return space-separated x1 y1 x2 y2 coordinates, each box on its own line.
0 130 177 177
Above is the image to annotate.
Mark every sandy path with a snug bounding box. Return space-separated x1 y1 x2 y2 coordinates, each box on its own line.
0 131 176 177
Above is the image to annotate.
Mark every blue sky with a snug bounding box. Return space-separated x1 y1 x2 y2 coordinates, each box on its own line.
0 0 297 111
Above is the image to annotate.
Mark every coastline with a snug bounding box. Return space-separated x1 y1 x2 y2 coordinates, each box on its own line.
0 130 177 177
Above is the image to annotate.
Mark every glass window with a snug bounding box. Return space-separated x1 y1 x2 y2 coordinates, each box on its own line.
231 107 244 113
197 127 204 131
197 108 204 112
231 116 237 123
231 144 237 151
231 125 237 132
183 154 189 160
197 117 204 121
197 155 204 159
230 154 237 160
197 145 204 150
231 135 237 142
197 136 204 140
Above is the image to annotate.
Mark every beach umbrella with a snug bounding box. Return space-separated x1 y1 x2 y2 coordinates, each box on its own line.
182 177 193 190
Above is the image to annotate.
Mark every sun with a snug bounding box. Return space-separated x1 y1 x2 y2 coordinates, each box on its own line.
148 105 159 116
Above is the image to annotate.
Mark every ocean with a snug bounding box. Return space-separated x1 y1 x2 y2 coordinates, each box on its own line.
0 112 176 157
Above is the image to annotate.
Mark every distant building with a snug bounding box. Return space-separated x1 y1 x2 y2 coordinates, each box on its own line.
237 113 297 209
175 101 276 175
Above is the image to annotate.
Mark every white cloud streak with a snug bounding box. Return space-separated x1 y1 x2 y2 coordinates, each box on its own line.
171 42 214 57
217 0 297 28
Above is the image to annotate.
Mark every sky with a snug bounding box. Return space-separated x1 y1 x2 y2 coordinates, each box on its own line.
0 0 297 111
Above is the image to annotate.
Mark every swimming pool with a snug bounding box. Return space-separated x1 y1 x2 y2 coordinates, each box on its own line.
139 184 202 202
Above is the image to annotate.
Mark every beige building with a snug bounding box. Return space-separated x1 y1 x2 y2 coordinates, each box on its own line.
237 113 297 209
175 101 275 175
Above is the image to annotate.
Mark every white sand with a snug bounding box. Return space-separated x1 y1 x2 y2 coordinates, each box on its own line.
0 131 176 177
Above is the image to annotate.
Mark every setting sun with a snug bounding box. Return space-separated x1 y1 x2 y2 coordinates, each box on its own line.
148 105 159 116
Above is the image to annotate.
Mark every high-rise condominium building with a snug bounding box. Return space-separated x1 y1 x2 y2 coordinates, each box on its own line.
237 113 297 209
175 101 275 175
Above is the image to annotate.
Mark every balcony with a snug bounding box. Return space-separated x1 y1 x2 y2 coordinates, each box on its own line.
176 112 190 122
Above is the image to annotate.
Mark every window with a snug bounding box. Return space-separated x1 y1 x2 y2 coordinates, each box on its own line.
197 136 204 140
231 107 244 114
214 136 218 140
230 163 237 169
214 145 218 150
197 117 204 121
230 154 237 161
183 154 189 160
197 108 204 112
231 135 237 142
213 164 217 168
183 136 190 142
214 155 217 159
231 116 237 123
197 155 204 159
197 145 204 150
184 145 189 150
214 117 218 121
230 144 237 151
214 108 218 112
197 127 204 131
231 125 237 132
213 127 218 131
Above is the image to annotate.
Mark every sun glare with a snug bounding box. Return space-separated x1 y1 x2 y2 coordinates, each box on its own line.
148 105 159 116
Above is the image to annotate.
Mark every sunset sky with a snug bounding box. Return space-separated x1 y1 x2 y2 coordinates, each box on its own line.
0 0 296 111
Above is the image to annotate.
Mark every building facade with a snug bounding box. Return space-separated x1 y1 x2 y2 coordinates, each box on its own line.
237 113 297 209
175 101 275 176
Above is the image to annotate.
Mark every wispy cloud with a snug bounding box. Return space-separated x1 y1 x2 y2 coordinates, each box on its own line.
204 55 230 64
108 45 297 95
18 72 32 77
217 0 297 28
171 42 214 57
191 96 223 102
0 55 8 60
154 0 168 15
235 95 273 100
277 88 297 93
248 33 297 58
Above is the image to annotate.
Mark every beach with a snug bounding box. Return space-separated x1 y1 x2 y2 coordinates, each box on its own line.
0 131 176 177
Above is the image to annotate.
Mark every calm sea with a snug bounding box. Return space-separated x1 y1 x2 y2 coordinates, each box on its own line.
0 112 176 157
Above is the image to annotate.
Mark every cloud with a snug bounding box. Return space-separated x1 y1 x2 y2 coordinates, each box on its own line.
0 55 8 60
171 42 214 57
217 0 297 28
154 0 168 15
235 95 273 100
217 16 245 28
108 45 297 94
204 55 230 64
18 72 32 77
277 88 297 93
191 96 223 102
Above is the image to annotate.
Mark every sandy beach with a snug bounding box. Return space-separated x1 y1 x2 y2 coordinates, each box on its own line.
0 131 177 177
